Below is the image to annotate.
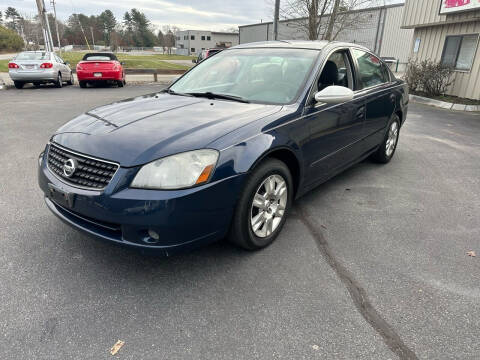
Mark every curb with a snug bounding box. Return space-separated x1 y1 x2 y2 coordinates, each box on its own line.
409 94 480 112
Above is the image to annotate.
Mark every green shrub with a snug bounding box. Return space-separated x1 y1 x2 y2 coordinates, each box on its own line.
405 59 455 97
0 25 24 52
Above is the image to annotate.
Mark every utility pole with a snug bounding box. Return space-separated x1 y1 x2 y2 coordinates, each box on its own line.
76 15 90 50
90 27 95 48
273 0 280 40
35 0 51 51
50 0 62 54
42 0 55 51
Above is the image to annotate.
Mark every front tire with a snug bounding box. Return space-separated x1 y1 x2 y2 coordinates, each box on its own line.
14 81 24 89
228 158 293 250
55 73 62 88
371 115 400 164
67 72 74 85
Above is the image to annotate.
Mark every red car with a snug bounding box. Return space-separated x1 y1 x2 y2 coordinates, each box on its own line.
76 53 126 88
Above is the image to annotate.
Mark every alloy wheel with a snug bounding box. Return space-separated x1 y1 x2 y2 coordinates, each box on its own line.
386 121 399 157
250 174 288 238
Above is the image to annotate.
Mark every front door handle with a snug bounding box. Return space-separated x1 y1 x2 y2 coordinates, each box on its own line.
356 106 365 120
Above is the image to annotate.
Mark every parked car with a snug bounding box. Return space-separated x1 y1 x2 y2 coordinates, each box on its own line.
8 51 73 89
38 41 408 255
193 48 223 64
76 53 126 88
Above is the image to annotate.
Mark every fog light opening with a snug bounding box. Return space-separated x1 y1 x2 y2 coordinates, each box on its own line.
148 229 160 241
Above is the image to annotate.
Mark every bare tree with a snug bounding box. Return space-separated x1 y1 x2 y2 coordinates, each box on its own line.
278 0 375 41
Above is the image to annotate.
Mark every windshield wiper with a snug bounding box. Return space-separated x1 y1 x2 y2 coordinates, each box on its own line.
185 92 250 103
160 88 193 97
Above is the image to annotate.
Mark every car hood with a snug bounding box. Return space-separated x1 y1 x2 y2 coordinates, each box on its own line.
52 93 282 167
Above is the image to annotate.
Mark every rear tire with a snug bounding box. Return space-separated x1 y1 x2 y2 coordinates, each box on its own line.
117 80 124 88
371 114 400 164
14 81 24 89
67 72 74 85
55 73 62 88
33 82 41 87
228 158 293 251
79 80 87 88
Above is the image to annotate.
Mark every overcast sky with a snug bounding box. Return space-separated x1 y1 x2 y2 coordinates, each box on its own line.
0 0 404 32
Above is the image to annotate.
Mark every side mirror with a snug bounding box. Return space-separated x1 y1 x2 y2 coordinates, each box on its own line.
120 61 125 65
314 86 354 104
192 59 197 63
64 61 69 65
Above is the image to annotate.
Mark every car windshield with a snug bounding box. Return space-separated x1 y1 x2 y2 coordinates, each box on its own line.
170 48 318 104
15 52 50 60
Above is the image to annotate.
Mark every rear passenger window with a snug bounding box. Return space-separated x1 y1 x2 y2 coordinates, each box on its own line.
351 49 389 89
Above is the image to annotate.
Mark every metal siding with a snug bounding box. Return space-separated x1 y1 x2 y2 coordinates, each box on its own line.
412 22 480 100
239 24 269 44
403 0 446 28
380 6 414 62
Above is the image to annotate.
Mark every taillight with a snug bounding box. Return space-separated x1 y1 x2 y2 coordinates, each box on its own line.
8 63 19 69
40 63 53 69
76 64 83 70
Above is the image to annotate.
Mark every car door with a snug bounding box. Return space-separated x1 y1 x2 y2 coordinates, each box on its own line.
302 49 366 187
350 49 396 151
55 55 69 78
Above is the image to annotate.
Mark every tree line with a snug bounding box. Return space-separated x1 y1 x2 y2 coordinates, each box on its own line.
0 7 177 53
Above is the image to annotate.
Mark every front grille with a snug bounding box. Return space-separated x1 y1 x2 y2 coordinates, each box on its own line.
47 143 119 190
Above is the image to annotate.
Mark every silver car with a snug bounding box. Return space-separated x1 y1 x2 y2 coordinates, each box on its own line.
8 51 74 89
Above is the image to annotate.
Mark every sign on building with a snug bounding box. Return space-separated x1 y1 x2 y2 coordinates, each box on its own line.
440 0 480 14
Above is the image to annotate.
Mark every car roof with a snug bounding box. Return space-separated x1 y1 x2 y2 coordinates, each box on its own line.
231 40 370 52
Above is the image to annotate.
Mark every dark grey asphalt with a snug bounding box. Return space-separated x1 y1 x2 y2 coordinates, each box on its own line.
0 85 479 359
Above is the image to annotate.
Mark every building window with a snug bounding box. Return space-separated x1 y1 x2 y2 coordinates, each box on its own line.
191 35 195 40
207 36 211 41
184 35 187 40
201 36 205 40
191 48 195 53
441 34 479 71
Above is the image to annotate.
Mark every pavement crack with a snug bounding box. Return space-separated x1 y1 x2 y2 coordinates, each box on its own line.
297 204 418 360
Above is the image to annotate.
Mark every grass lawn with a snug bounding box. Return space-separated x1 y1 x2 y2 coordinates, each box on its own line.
0 52 193 72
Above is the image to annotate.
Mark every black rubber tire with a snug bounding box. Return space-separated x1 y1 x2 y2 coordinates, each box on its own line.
55 73 62 88
79 80 87 88
67 72 74 85
228 158 293 251
371 114 401 164
117 80 124 88
33 82 41 87
14 81 24 89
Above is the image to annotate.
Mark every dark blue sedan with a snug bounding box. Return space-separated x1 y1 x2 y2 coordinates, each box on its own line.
38 41 408 255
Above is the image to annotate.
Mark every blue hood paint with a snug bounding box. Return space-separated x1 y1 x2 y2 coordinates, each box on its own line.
52 93 282 167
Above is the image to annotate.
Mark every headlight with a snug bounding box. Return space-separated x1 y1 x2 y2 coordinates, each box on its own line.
131 149 219 190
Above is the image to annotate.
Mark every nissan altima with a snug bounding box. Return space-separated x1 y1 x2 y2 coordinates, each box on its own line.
38 41 408 255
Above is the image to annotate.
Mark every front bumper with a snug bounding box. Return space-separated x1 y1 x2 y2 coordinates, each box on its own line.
38 151 245 255
9 69 57 82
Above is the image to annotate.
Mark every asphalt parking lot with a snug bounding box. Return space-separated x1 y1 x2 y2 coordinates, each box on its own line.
0 84 479 359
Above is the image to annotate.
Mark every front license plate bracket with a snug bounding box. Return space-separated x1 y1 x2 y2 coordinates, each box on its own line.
48 184 76 208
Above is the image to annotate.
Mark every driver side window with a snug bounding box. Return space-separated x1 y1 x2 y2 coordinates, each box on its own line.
318 51 352 92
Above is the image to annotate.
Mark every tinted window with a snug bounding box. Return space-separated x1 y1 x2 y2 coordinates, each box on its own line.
170 48 318 104
15 52 50 60
352 49 389 89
